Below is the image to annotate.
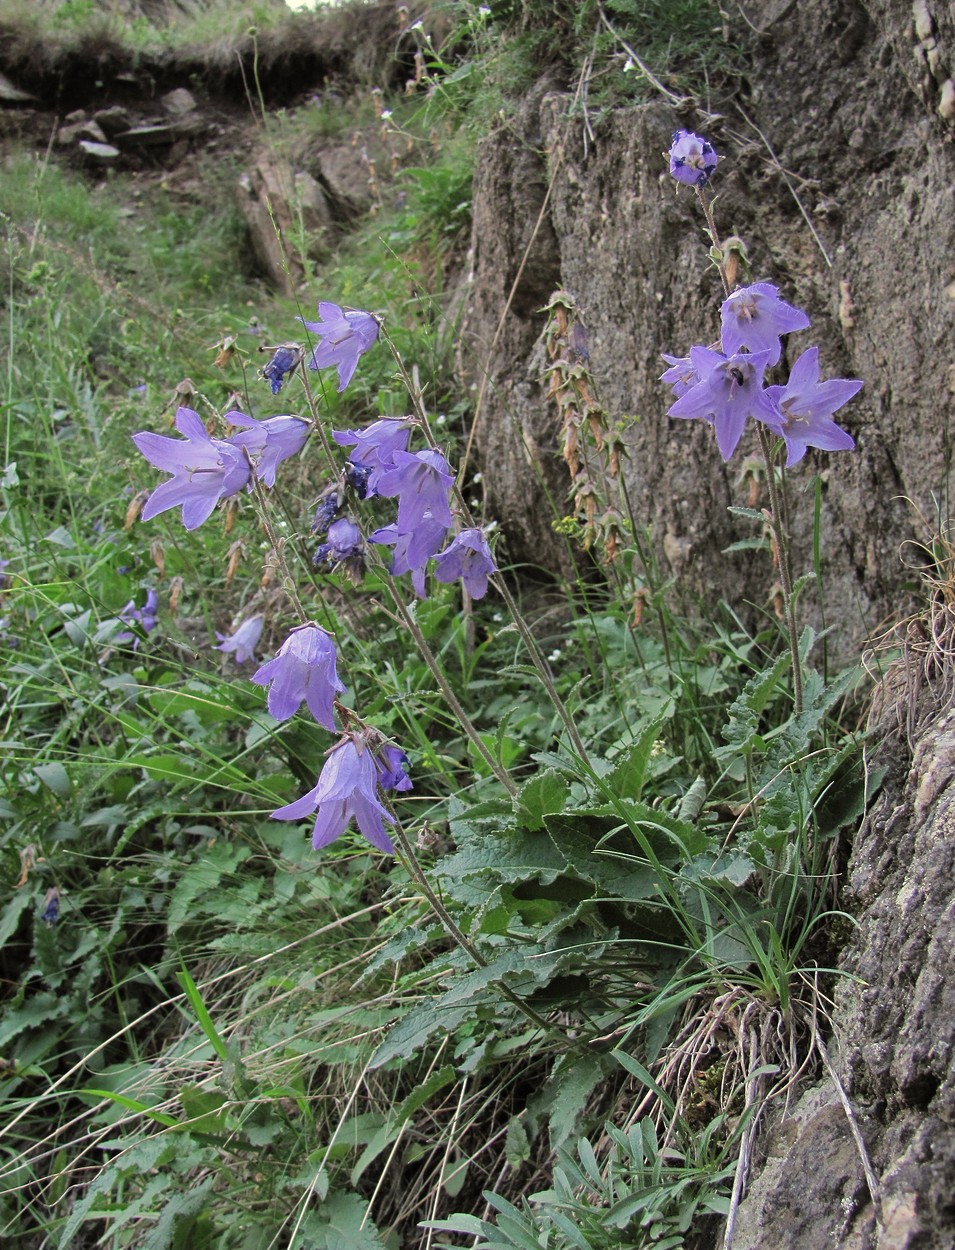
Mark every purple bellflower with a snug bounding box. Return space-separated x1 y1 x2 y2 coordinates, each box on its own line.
252 623 344 730
375 449 454 534
132 406 252 530
216 615 264 664
226 412 310 488
262 345 303 395
376 744 413 792
668 346 780 460
764 347 861 465
313 517 365 575
660 353 702 401
311 488 342 535
271 733 396 853
669 130 718 186
333 418 413 497
433 528 498 600
299 302 379 392
370 513 448 598
720 283 811 367
115 588 159 646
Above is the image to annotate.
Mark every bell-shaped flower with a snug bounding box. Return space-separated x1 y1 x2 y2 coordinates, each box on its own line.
133 406 252 531
668 130 718 186
226 412 310 488
333 418 413 496
271 733 396 853
433 528 497 600
668 346 780 461
216 615 263 664
370 513 448 597
720 283 810 366
376 744 413 793
375 449 454 534
115 588 159 647
299 301 379 392
313 518 365 581
251 622 344 730
660 353 702 400
261 345 303 395
764 346 861 466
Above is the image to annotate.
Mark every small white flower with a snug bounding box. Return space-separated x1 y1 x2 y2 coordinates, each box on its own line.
547 649 562 662
472 472 483 483
492 613 503 622
623 57 635 73
436 413 447 425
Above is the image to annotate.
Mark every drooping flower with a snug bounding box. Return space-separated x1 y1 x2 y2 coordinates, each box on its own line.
333 418 413 496
251 622 345 730
720 283 811 366
313 517 365 577
668 346 780 460
41 886 60 927
115 588 159 646
370 512 448 597
216 615 264 664
433 528 498 600
764 346 861 466
262 345 303 395
668 130 718 186
271 733 396 853
376 744 413 792
132 406 252 530
375 449 454 534
226 412 310 488
298 301 379 392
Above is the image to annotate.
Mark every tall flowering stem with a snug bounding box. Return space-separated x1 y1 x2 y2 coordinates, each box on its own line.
379 327 592 766
694 172 805 715
384 588 518 796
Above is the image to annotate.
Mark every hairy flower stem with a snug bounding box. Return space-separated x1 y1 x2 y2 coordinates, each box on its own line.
380 328 591 766
391 819 580 1049
385 588 518 796
696 184 804 715
757 425 803 714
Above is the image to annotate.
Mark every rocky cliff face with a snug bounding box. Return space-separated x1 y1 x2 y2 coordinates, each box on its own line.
459 2 955 1244
459 0 955 660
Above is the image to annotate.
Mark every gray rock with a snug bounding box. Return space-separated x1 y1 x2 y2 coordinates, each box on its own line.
93 105 133 137
459 0 955 657
237 153 333 295
161 87 197 117
0 71 36 102
78 140 120 162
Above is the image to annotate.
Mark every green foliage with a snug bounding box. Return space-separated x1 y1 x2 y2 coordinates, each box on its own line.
0 7 870 1249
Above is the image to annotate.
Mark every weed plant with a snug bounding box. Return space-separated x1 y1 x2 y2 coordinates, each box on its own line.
1 10 872 1250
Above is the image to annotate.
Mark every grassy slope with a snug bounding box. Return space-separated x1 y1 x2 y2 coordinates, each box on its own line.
0 4 869 1248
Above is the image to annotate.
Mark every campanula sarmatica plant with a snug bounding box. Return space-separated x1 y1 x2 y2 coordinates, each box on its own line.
668 129 718 186
433 528 497 600
270 732 399 853
132 406 252 530
251 623 344 730
765 346 862 465
299 302 380 392
215 616 264 665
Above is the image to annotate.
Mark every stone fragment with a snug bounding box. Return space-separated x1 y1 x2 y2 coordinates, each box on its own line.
78 140 120 162
0 71 36 102
93 105 132 136
237 153 333 294
162 88 197 117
